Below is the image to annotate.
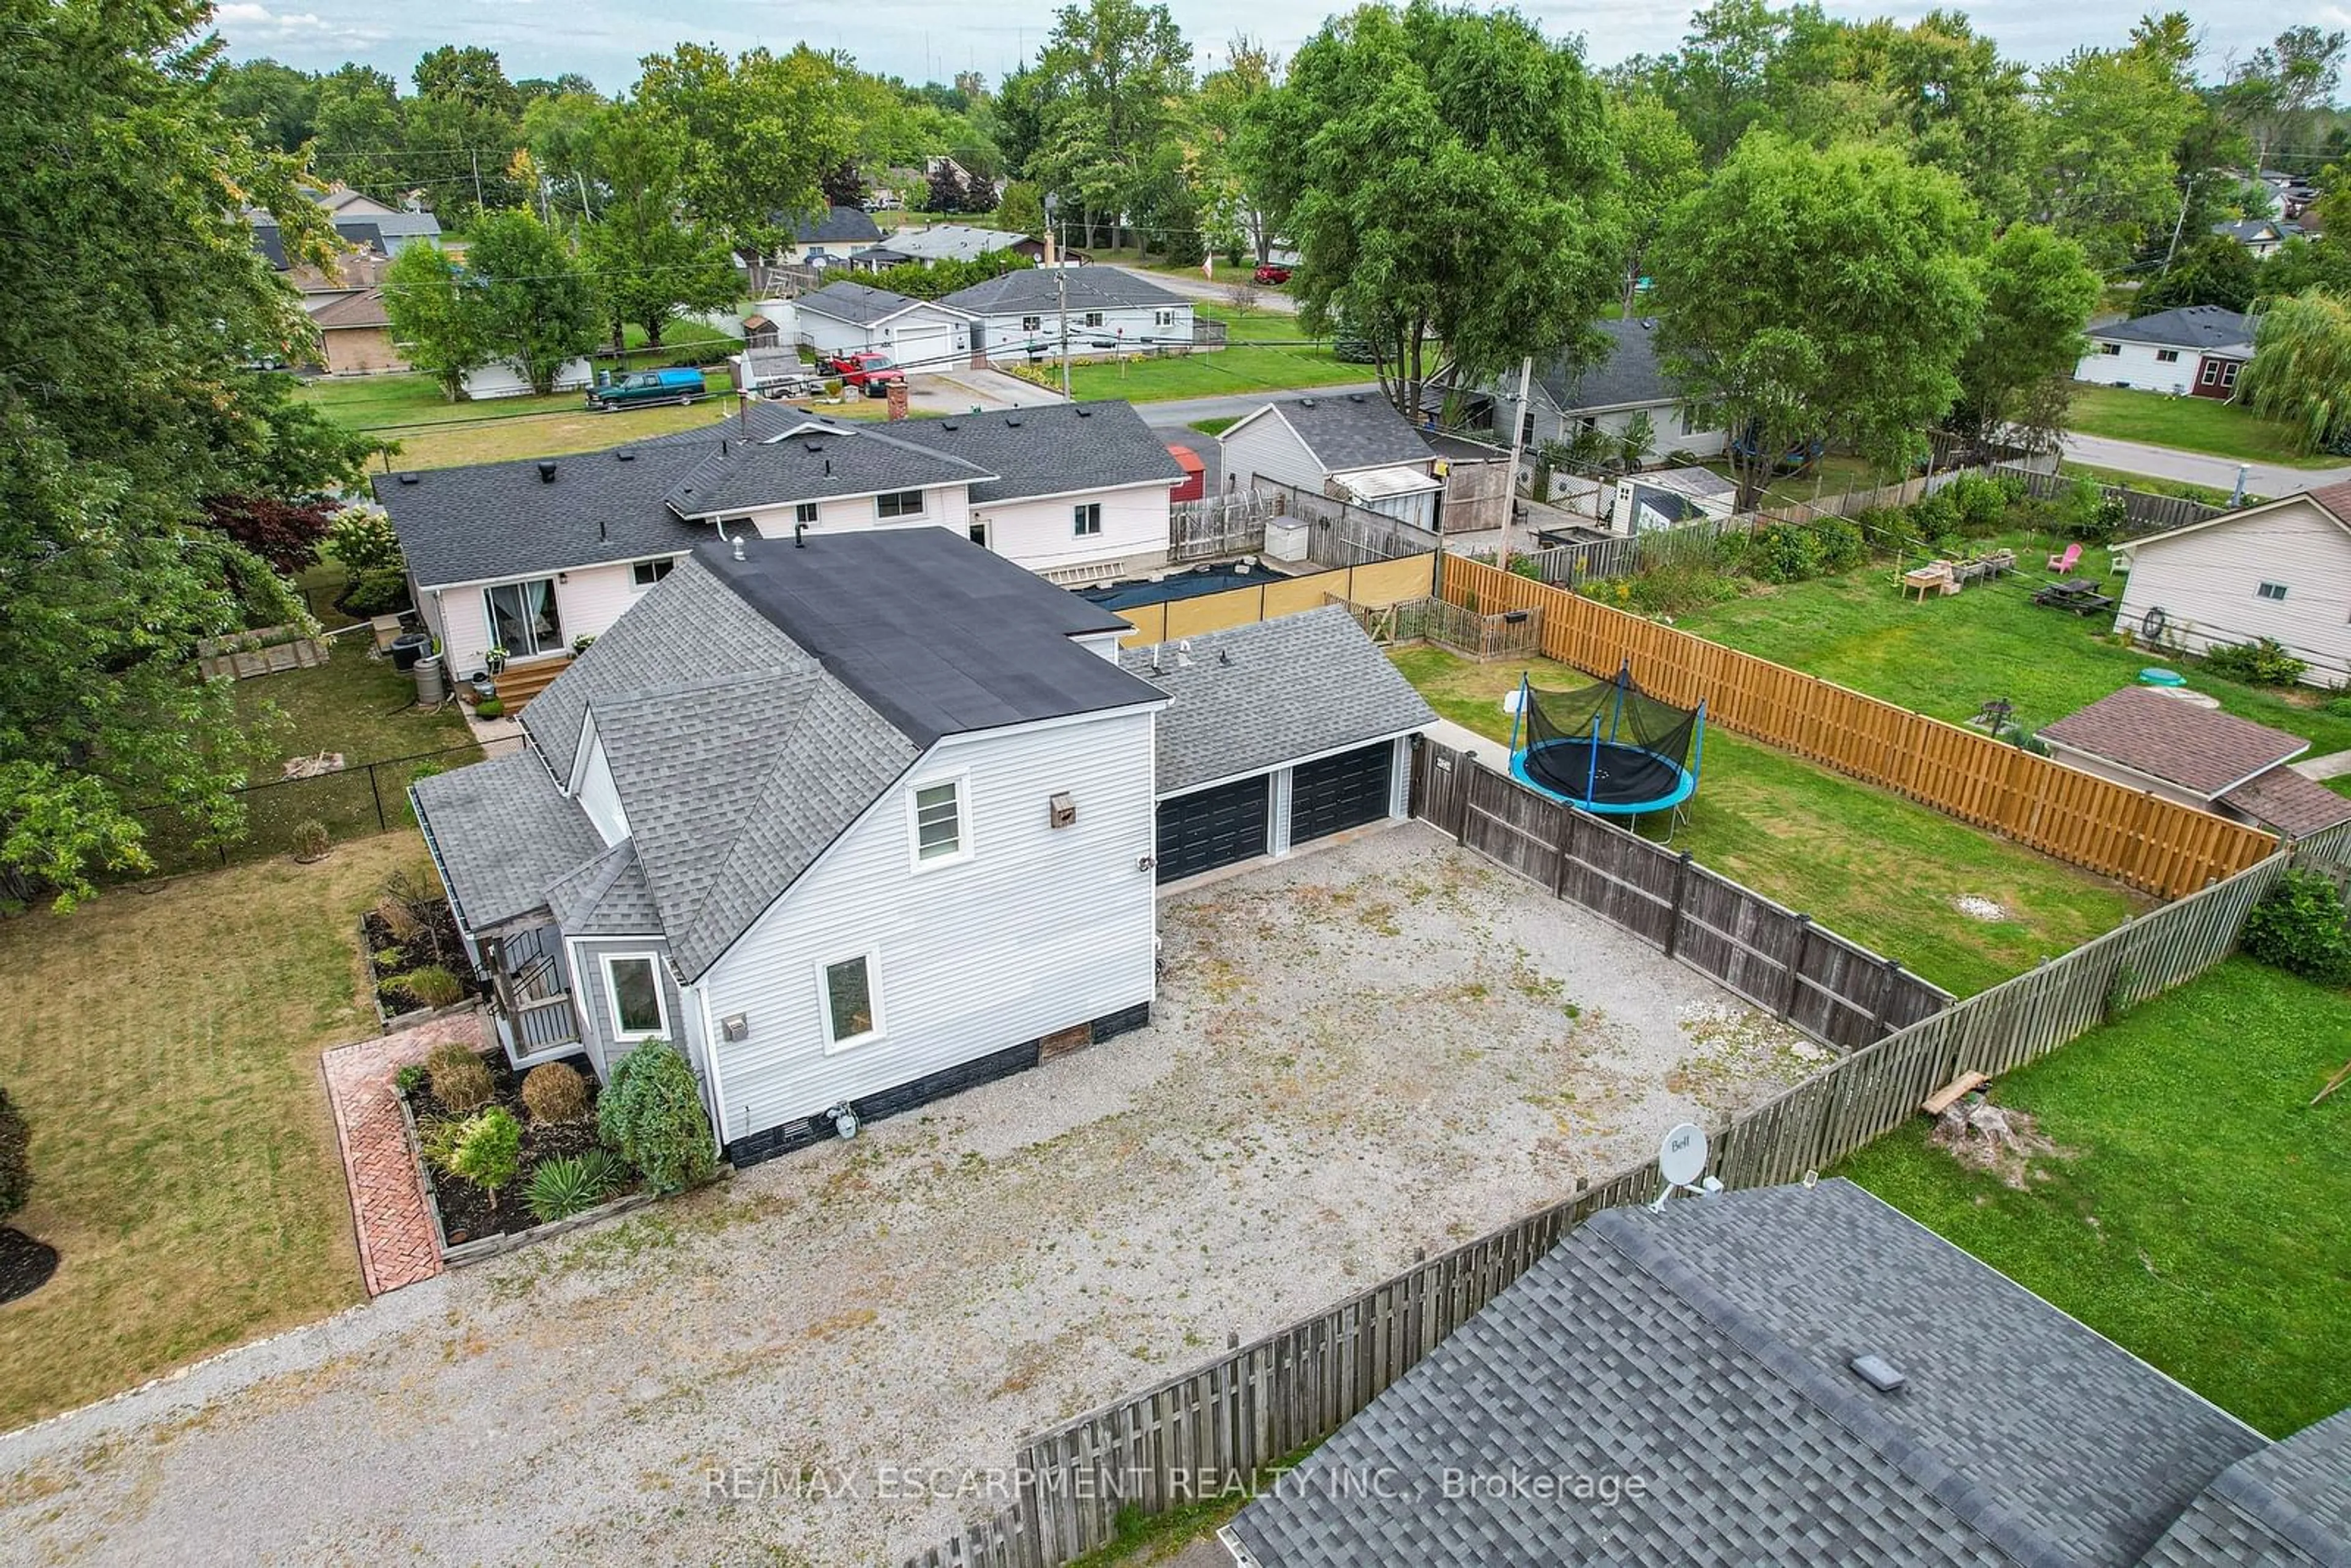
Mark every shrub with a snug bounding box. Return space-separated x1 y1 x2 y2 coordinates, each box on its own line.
2202 637 2309 687
1624 555 1739 616
392 1063 429 1098
290 819 331 861
425 1039 479 1077
408 762 446 787
0 1086 29 1219
400 964 466 1008
1744 524 1823 584
1905 490 1959 541
373 895 424 944
2327 694 2351 719
440 1107 522 1209
1941 474 2009 536
598 1040 716 1195
521 1062 591 1124
430 1052 495 1114
1807 514 1867 572
474 697 506 719
524 1149 627 1222
2240 870 2351 986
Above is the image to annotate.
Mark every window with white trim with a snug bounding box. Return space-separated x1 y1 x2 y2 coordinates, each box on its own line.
795 501 819 524
2200 360 2221 385
602 954 668 1040
2257 581 2288 601
1153 309 1174 328
968 520 989 549
1021 314 1042 332
1083 310 1104 328
820 953 880 1050
876 489 924 519
2099 342 2121 356
2218 360 2241 389
2154 348 2180 363
1073 502 1103 536
912 777 969 864
631 557 676 588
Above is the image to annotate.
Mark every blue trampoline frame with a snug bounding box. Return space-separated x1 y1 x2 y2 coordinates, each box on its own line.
1505 672 1708 816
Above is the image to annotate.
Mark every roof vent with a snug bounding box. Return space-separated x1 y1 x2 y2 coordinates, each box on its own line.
803 440 824 453
1074 406 1092 418
395 472 420 486
1005 415 1022 427
1850 1355 1907 1394
1299 397 1316 409
1348 392 1365 403
537 460 558 483
940 420 959 431
615 449 636 462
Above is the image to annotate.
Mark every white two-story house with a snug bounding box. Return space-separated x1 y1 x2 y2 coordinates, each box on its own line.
378 399 1185 692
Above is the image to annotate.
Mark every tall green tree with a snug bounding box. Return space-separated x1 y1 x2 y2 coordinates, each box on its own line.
467 211 602 395
581 105 738 350
2030 36 2201 272
1948 224 2099 455
1029 0 1195 248
1605 93 1703 315
1877 11 2031 224
2238 289 2351 454
636 42 853 254
212 57 315 151
2222 26 2347 173
1 0 372 903
521 90 609 224
2139 233 2260 315
309 63 405 201
1198 37 1282 264
381 241 492 400
1652 133 1984 507
1246 2 1621 416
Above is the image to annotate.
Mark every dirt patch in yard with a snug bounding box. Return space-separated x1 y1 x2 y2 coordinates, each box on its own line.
0 823 1820 1567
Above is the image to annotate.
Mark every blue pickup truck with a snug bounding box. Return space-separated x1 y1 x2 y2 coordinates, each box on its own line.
585 367 710 411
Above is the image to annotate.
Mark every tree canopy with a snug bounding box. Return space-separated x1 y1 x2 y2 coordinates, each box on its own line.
2238 290 2351 454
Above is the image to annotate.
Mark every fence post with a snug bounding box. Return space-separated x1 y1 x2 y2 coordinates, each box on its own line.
1452 750 1479 842
369 761 386 831
1868 958 1905 1038
1777 914 1813 1021
1662 851 1693 960
1550 803 1574 898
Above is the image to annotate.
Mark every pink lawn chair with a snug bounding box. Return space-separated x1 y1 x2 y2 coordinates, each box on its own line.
2046 541 2081 574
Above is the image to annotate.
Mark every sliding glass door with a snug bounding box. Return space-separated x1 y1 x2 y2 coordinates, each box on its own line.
482 578 563 658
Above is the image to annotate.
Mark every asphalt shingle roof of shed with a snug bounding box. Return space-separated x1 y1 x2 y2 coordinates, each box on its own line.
793 280 930 326
2216 764 2351 838
2140 1407 2351 1568
410 751 602 934
2040 686 2306 796
1121 606 1434 795
1240 393 1435 476
2091 304 2252 350
938 264 1185 317
1225 1179 2264 1568
890 225 1023 262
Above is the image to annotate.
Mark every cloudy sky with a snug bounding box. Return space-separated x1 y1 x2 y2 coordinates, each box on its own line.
213 0 2341 94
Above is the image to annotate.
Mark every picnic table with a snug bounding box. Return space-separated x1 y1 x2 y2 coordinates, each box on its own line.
2033 578 2115 617
1902 562 1954 602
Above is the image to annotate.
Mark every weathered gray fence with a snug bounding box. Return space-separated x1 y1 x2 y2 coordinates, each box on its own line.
1169 490 1274 563
1349 596 1542 662
1415 741 1952 1047
904 829 2287 1568
1992 462 2226 536
1261 479 1442 568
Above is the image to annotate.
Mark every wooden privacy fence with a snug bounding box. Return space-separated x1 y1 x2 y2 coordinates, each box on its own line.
904 841 2288 1568
1260 480 1444 569
1415 741 1952 1048
1438 556 2277 899
1168 490 1274 563
1111 553 1436 647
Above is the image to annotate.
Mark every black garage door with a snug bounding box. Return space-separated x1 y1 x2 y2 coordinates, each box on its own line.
1157 776 1271 883
1288 741 1394 845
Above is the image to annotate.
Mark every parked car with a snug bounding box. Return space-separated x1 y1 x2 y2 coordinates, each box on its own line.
1253 263 1292 285
585 367 709 411
825 351 907 396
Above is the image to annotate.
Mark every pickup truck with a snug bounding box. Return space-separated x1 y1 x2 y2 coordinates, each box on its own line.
824 351 907 397
585 367 709 410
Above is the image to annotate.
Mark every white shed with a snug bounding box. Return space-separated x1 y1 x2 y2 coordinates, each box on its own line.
1218 394 1444 528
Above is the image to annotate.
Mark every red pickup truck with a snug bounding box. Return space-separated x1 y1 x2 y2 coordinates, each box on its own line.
824 351 907 396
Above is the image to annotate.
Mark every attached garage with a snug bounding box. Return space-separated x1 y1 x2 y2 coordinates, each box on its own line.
1127 606 1436 887
1155 775 1272 883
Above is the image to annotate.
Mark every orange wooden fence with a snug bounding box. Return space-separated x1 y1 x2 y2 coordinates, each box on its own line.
1440 557 2276 899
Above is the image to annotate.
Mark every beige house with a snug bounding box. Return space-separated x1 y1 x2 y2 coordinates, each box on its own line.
305 288 404 376
2113 483 2351 688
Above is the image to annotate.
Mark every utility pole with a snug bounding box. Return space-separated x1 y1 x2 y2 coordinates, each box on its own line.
1044 192 1071 400
1499 353 1534 573
470 150 484 215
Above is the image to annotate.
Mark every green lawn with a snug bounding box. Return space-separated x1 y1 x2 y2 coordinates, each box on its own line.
1395 647 2140 997
300 369 735 469
1702 452 1883 507
1841 958 2351 1437
1672 541 2351 759
2066 384 2331 469
1189 416 1239 437
2058 462 2248 508
1049 342 1368 403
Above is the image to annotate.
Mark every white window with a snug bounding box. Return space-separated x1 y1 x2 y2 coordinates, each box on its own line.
2099 342 2121 356
909 776 970 866
1153 309 1174 328
2200 361 2221 386
601 954 669 1041
2218 361 2241 389
795 501 819 525
2154 348 2180 364
1021 314 1042 333
1073 502 1103 537
819 952 882 1051
1083 310 1104 328
631 557 676 588
876 490 924 519
2257 581 2288 601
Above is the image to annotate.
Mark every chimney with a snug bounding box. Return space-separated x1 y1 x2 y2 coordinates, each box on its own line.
885 381 910 422
537 460 558 483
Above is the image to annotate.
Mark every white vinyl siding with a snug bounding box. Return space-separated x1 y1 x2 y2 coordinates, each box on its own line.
428 560 639 680
576 738 630 846
967 299 1191 360
2114 497 2351 688
699 707 1159 1142
966 482 1173 577
2074 337 2248 395
1219 411 1333 497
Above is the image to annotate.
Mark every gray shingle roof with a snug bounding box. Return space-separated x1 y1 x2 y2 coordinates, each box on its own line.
794 280 932 326
891 225 1024 263
909 401 1182 504
2093 305 2254 351
1235 393 1434 476
784 204 882 246
702 531 1158 748
1121 606 1434 795
662 425 992 519
1539 317 1676 413
1226 1179 2264 1568
937 264 1185 317
411 751 602 934
543 838 661 936
375 442 714 588
2140 1408 2351 1568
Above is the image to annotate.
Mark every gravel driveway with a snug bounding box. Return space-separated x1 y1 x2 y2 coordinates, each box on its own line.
0 824 1821 1567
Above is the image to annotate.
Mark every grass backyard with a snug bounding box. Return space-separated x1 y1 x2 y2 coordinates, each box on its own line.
1395 647 2139 997
1671 539 2351 763
1036 304 1367 403
299 370 734 469
232 636 478 775
1842 958 2351 1438
2066 385 2329 469
0 835 432 1430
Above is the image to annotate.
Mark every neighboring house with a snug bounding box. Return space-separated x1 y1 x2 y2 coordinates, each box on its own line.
1120 607 1433 883
2075 305 2252 399
792 280 976 372
2038 686 2351 841
938 266 1194 364
249 184 441 263
770 204 884 268
377 398 1183 685
887 224 1026 266
458 358 595 402
1218 394 1447 530
2112 482 2351 688
2213 217 2302 258
1611 464 1738 533
1480 318 1728 462
1221 1177 2351 1567
409 533 1434 1164
303 288 403 376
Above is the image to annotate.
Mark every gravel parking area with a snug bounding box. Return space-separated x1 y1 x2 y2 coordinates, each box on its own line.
0 823 1821 1567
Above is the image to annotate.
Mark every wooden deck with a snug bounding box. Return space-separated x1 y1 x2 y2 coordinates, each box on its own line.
492 657 566 712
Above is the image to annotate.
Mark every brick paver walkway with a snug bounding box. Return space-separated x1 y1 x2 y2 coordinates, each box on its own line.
322 1011 492 1296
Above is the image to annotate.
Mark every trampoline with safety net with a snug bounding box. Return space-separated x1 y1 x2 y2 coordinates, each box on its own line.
1509 661 1707 820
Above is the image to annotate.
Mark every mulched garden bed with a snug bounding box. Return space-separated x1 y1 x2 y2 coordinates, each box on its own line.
405 1049 628 1246
362 872 489 1019
0 1227 58 1305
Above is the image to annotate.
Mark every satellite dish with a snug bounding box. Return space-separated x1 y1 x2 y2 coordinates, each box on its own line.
1658 1122 1708 1187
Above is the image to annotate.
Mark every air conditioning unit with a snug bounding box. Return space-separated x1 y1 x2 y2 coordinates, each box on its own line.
1264 516 1310 564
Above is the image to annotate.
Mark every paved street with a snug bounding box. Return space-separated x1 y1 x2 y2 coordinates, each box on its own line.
1138 268 1302 314
2058 431 2347 501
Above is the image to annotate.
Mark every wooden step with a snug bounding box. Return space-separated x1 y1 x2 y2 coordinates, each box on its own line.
493 657 568 712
